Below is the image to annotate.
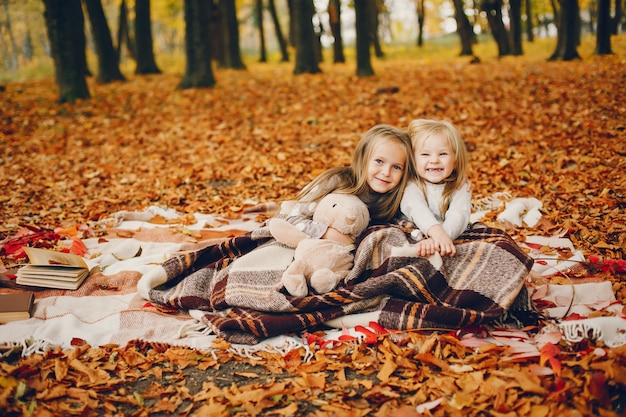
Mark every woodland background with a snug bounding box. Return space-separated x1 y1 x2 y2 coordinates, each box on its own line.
0 0 625 416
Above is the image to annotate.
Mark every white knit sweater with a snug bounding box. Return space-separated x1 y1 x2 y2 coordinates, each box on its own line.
400 181 472 240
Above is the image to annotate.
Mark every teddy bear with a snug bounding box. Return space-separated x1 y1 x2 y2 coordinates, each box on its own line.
268 193 370 297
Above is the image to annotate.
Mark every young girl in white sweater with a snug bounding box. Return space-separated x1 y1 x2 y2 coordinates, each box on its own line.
400 119 471 258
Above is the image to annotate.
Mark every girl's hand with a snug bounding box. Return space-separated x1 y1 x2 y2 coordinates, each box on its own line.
427 225 457 257
415 239 437 257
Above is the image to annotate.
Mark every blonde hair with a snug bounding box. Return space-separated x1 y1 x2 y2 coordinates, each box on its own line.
298 124 415 222
408 119 468 218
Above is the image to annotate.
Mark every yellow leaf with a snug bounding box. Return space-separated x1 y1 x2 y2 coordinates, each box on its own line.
376 357 397 382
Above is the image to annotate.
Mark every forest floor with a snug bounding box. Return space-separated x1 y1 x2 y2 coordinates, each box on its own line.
1 36 625 416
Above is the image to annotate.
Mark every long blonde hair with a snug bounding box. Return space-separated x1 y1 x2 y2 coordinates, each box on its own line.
408 119 468 218
298 124 415 222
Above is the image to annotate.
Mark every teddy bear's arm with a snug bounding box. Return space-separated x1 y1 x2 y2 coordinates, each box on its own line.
268 218 311 248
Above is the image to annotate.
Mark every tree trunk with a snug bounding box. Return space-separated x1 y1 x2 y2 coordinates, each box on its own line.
267 0 288 62
293 0 320 74
313 11 324 64
588 2 596 34
23 29 33 61
550 0 560 31
178 0 215 89
135 0 160 74
287 0 296 47
209 0 224 66
2 0 18 69
115 0 134 63
509 0 523 55
256 0 267 62
481 0 510 56
416 0 425 47
355 0 374 77
453 0 474 56
595 0 612 54
0 22 11 70
82 0 126 83
611 0 622 34
367 0 383 58
328 0 345 63
549 0 581 60
525 0 534 42
220 0 246 69
42 0 90 102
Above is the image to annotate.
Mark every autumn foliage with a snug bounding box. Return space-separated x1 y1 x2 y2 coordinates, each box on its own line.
1 40 625 415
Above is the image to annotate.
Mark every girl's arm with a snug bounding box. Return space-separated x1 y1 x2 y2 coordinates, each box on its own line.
276 174 345 239
440 182 472 240
400 181 440 234
401 182 451 256
426 182 471 256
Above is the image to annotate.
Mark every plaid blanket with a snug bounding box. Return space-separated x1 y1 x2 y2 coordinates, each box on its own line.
143 223 535 344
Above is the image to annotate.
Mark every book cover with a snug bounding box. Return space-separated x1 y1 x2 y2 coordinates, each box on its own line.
16 247 99 290
0 292 35 323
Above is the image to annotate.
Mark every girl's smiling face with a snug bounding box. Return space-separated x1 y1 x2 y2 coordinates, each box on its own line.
415 133 456 184
366 137 407 194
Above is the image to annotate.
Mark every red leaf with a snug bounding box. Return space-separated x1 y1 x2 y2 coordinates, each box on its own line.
368 321 389 335
69 236 88 256
540 342 562 376
70 337 87 346
354 325 378 344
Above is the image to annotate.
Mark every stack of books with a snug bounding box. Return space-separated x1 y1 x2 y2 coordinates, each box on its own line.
0 291 34 323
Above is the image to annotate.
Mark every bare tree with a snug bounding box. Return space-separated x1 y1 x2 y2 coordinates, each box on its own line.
82 0 126 83
367 0 383 57
209 0 224 66
481 0 510 56
220 0 246 69
415 0 425 47
115 0 135 63
256 0 266 62
2 0 18 69
293 0 320 74
328 0 345 62
135 0 160 74
267 0 288 62
611 0 623 34
509 0 524 55
525 0 534 42
453 0 475 56
178 0 215 89
595 0 613 54
42 0 90 102
549 0 581 60
355 0 374 76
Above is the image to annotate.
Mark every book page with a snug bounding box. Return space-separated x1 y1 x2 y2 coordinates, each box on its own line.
23 247 89 269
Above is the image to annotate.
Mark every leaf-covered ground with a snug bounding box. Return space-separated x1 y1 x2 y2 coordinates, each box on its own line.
1 40 625 416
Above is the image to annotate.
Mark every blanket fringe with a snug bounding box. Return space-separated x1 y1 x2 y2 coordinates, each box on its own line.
228 337 313 362
177 321 216 338
1 338 61 357
176 319 313 362
559 317 626 348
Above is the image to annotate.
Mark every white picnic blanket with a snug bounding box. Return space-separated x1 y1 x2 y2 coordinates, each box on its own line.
0 208 310 357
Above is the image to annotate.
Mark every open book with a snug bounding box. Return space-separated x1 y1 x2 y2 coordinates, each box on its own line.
16 247 99 290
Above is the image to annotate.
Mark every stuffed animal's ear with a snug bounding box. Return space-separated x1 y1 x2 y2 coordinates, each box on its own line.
268 218 310 248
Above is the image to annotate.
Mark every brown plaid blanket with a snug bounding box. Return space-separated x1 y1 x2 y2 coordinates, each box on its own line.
144 223 535 344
